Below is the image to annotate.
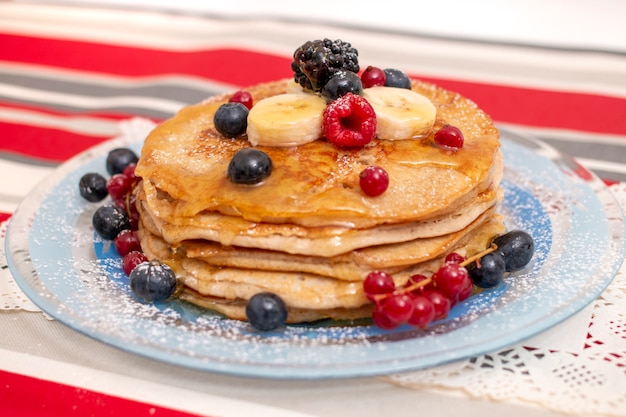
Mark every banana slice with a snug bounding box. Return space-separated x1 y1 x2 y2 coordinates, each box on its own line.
362 86 436 140
247 93 326 147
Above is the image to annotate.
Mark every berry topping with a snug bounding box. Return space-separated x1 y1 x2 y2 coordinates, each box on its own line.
422 289 451 321
363 271 396 301
493 230 535 271
321 70 363 102
106 173 134 201
114 229 141 256
407 295 435 328
214 102 249 137
79 172 108 202
92 204 131 240
129 259 177 302
360 65 386 88
444 252 465 264
322 93 376 147
383 68 411 89
433 263 471 302
106 148 139 176
122 250 148 276
227 148 273 185
359 166 389 197
434 124 464 150
467 251 506 288
379 293 415 326
245 292 288 331
229 90 253 110
292 38 359 92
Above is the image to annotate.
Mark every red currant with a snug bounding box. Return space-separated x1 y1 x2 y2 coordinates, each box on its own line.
114 229 141 256
229 90 253 110
445 252 465 264
122 251 148 276
380 293 414 324
407 294 435 328
434 125 464 150
456 277 474 303
433 263 470 300
360 66 386 88
363 271 395 302
359 166 389 197
322 93 376 147
422 289 451 321
107 173 133 201
372 306 400 330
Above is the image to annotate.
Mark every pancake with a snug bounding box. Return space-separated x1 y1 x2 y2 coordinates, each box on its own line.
132 69 505 326
135 79 500 229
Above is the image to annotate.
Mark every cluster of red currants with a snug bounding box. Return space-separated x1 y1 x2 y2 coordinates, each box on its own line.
363 252 474 330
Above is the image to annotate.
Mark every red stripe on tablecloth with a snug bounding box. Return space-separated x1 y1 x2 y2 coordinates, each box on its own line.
0 213 11 223
0 370 207 417
0 121 111 161
415 76 626 136
0 33 293 86
3 33 626 136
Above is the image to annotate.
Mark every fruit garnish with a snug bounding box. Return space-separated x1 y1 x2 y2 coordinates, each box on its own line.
245 292 288 331
359 165 389 197
227 148 273 185
129 259 177 302
320 70 363 102
106 148 139 175
361 65 386 88
292 38 360 92
364 231 535 330
492 230 535 271
362 86 436 141
229 90 253 110
322 92 376 147
434 124 464 150
79 172 108 202
246 93 326 147
214 102 249 137
114 229 141 256
122 250 148 276
383 68 411 89
92 204 131 240
106 173 134 201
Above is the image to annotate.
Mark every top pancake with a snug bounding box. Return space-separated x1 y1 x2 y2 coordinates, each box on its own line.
135 79 500 228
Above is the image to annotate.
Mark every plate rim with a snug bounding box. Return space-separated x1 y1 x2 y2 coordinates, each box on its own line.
5 125 626 379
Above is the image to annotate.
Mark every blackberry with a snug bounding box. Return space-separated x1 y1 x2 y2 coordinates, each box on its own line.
292 38 359 92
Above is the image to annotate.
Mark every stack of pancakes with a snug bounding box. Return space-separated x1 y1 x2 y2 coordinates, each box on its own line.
134 79 504 323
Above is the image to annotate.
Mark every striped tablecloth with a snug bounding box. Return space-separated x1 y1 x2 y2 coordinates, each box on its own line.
1 2 625 417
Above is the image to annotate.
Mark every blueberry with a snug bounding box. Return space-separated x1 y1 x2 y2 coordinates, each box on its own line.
227 148 272 185
467 252 506 288
92 204 131 240
129 260 177 302
245 292 288 331
106 148 139 175
214 102 249 137
493 230 535 271
79 172 108 202
321 70 363 102
383 68 411 89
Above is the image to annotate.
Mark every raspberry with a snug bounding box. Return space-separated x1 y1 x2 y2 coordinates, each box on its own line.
322 93 376 147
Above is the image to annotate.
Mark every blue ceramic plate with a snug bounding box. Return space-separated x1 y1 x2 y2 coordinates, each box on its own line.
6 127 625 379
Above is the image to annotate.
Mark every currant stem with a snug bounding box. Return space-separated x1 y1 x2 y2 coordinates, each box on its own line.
372 276 433 303
460 244 498 267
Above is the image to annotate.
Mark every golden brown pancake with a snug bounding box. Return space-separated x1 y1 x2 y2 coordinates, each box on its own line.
133 77 504 324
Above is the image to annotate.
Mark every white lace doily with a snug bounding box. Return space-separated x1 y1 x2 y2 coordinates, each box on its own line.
1 148 625 416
